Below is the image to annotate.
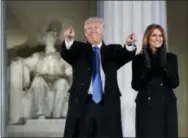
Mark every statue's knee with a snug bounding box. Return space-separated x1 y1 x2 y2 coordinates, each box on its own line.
34 75 43 80
30 76 48 91
55 79 67 86
54 79 68 91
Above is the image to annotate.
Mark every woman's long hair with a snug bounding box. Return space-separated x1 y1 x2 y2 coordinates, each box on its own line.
140 24 167 54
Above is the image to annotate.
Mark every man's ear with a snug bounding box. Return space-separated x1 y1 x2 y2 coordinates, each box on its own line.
101 22 105 29
85 31 88 37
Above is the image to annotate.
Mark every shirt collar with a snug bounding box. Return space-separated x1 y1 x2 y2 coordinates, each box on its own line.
92 42 103 49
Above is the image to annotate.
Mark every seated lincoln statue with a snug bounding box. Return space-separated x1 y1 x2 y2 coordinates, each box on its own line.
8 29 72 124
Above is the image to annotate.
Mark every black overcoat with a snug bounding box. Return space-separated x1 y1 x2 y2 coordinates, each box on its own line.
132 52 179 138
60 41 136 137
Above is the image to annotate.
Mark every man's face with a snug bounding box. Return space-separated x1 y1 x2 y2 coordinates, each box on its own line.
84 20 104 45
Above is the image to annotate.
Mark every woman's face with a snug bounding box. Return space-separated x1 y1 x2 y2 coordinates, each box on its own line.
149 28 163 49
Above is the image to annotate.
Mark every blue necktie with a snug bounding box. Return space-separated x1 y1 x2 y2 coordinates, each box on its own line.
92 46 102 103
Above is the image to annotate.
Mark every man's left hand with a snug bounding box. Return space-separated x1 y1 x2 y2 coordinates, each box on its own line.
125 33 137 46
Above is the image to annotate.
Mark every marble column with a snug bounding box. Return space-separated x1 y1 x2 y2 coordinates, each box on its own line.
97 1 167 137
0 1 8 137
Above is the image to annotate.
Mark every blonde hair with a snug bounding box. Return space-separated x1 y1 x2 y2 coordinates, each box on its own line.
84 17 104 30
140 24 167 53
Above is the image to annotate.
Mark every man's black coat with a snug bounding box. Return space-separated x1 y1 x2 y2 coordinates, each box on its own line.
60 41 136 137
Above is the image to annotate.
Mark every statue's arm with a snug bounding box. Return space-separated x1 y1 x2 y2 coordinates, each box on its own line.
23 53 39 71
9 58 26 91
22 53 39 89
22 65 31 90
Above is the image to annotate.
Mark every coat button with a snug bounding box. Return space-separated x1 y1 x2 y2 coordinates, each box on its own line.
148 97 151 100
160 83 164 86
88 68 90 70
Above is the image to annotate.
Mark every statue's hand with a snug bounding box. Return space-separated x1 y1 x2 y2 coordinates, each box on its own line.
13 57 22 61
65 67 72 77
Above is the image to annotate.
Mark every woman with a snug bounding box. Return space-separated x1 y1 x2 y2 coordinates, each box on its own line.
131 24 179 138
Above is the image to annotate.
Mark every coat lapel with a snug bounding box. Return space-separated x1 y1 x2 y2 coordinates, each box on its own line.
86 42 94 69
100 42 106 71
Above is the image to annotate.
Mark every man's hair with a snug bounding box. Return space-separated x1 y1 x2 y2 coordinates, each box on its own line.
84 17 104 30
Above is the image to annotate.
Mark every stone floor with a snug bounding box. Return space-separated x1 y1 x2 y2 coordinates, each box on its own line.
7 119 66 137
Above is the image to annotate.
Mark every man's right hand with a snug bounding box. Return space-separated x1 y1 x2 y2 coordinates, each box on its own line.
63 26 75 42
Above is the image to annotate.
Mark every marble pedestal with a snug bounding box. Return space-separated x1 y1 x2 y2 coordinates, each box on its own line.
7 119 66 137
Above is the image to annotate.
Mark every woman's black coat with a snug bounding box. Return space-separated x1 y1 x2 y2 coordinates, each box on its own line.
131 48 179 138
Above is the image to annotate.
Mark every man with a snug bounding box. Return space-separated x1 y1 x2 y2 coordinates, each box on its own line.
60 17 137 137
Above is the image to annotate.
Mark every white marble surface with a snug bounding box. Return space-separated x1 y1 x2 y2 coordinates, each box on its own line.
7 119 66 137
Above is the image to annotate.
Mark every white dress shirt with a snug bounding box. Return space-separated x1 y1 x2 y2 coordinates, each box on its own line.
64 39 135 94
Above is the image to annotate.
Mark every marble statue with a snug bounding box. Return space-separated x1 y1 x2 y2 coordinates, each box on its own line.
8 30 72 124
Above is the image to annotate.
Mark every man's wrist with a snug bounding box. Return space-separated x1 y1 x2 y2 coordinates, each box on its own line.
65 38 74 49
125 44 136 51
